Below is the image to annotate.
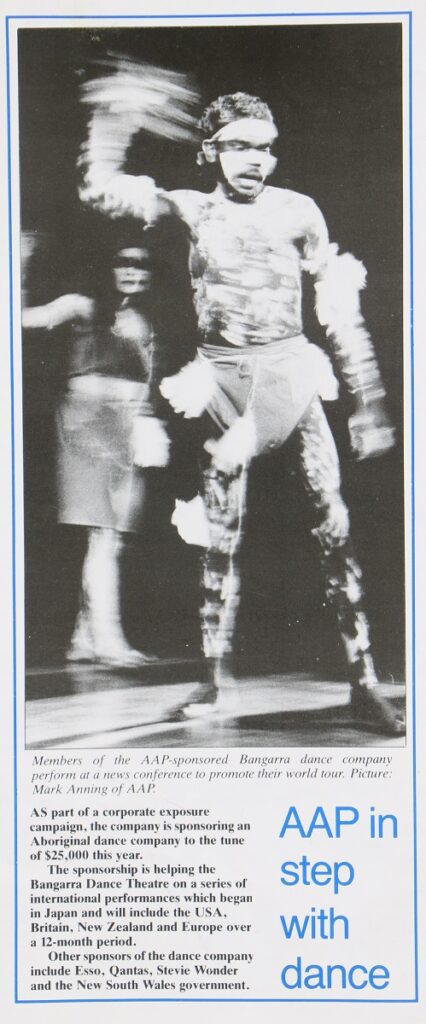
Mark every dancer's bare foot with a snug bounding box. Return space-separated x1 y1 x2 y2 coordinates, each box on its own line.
350 685 405 737
349 654 405 737
95 644 158 669
173 657 239 719
65 640 95 664
66 639 157 669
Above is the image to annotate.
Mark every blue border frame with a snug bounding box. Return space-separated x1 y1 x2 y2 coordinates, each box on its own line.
6 7 417 1005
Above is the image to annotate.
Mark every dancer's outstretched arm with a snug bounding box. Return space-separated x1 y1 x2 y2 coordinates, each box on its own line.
78 55 200 224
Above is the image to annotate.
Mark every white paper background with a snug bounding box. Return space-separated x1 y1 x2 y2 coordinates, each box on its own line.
1 1 425 1021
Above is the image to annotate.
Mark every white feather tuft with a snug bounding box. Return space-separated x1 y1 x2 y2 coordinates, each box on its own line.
132 416 170 467
160 357 216 418
315 244 367 333
171 495 211 547
204 414 257 473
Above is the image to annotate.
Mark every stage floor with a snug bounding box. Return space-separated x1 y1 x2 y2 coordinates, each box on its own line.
25 662 405 749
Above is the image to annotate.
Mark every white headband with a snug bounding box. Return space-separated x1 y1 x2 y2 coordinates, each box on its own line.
207 117 278 144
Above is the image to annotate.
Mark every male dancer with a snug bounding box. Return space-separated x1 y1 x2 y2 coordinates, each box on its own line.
79 63 403 735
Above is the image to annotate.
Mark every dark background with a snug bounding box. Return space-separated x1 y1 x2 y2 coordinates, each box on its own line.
19 23 405 679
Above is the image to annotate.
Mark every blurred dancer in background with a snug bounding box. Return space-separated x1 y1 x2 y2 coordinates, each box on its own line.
22 237 170 668
77 58 404 734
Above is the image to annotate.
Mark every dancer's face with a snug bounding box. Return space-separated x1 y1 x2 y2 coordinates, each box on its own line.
204 119 278 200
113 248 151 295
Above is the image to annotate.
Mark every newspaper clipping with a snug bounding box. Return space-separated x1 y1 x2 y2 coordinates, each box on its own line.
1 1 424 1021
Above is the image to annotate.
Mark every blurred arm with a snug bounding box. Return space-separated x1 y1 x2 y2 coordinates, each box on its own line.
22 294 93 331
313 243 386 406
78 57 200 223
302 204 394 458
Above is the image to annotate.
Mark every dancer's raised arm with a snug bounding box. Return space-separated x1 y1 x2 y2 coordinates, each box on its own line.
78 56 200 223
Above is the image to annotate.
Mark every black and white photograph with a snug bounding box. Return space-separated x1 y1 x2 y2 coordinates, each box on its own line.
20 19 406 749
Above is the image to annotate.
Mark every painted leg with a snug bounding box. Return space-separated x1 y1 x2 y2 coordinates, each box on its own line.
179 464 247 718
294 399 404 736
